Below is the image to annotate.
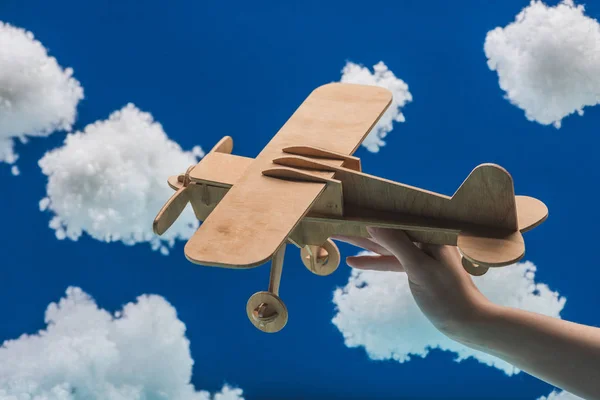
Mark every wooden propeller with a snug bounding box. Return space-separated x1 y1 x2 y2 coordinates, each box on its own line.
153 136 234 235
153 165 194 235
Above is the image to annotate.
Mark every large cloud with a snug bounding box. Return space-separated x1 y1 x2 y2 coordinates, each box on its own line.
38 104 203 255
0 21 84 174
332 256 566 375
484 0 600 128
0 287 243 400
340 61 412 152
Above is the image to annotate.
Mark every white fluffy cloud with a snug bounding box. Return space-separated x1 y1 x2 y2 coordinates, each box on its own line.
0 287 243 400
0 21 83 172
538 390 584 400
38 104 203 255
332 255 566 375
484 0 600 128
340 61 412 152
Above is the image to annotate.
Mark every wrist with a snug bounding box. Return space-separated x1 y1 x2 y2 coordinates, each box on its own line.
444 300 505 348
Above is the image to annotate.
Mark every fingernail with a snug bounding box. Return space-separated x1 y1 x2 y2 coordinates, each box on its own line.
345 256 356 266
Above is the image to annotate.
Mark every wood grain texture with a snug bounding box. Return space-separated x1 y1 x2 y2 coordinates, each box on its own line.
268 244 285 295
184 83 392 268
153 187 190 235
176 159 546 267
275 156 518 230
262 166 341 185
451 164 518 231
168 166 548 241
457 230 525 267
516 195 548 232
283 145 361 171
165 176 229 221
167 175 182 190
262 167 344 216
186 184 229 221
189 152 253 188
157 87 545 269
209 135 234 154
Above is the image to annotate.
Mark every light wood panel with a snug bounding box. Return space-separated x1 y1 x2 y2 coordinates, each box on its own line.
457 230 525 267
183 83 392 268
189 152 253 188
274 156 518 230
155 85 545 269
153 187 190 235
173 156 545 267
209 135 234 154
283 145 361 171
516 195 548 232
262 167 344 216
175 158 545 267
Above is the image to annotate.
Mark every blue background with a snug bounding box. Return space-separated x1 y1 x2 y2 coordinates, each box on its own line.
1 0 598 398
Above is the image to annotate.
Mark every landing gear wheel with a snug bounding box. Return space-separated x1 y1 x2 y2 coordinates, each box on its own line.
246 291 288 333
301 238 340 276
462 257 489 276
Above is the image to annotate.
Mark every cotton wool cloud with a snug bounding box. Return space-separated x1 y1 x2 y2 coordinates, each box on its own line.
0 21 83 173
538 390 584 400
0 287 243 400
332 255 566 375
38 104 204 255
340 61 412 152
484 0 600 128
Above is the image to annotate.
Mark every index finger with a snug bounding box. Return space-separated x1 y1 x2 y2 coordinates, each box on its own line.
331 235 393 256
367 227 428 268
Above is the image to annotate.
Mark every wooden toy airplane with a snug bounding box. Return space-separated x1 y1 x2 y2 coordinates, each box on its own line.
153 83 548 334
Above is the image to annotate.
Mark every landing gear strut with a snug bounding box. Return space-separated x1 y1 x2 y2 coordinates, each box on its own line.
246 244 288 333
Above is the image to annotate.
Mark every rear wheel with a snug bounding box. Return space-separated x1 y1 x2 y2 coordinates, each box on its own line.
462 257 489 276
301 238 340 276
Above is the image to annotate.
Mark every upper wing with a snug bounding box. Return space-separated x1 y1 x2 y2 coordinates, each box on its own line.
184 83 392 268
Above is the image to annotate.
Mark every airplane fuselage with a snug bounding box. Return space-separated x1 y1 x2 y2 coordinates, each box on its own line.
168 150 546 266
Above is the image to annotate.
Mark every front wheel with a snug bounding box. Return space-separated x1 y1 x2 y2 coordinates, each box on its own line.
246 291 288 333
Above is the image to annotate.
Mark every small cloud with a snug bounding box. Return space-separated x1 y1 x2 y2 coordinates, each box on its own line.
0 21 84 169
484 0 600 128
340 61 412 152
538 390 584 400
38 104 203 255
332 256 566 375
0 287 244 400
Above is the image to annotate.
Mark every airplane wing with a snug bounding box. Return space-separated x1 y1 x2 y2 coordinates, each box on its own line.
184 83 392 268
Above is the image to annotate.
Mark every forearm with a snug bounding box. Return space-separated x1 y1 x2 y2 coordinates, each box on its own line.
454 303 600 400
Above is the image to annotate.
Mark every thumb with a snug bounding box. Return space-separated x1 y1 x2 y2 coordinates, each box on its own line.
366 227 426 271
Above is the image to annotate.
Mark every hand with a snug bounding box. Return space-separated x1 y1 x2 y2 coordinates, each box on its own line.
335 227 600 399
333 227 493 341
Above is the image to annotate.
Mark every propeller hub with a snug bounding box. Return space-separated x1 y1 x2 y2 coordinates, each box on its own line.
177 165 195 187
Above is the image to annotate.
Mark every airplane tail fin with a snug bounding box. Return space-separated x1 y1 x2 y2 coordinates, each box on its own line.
450 164 518 231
